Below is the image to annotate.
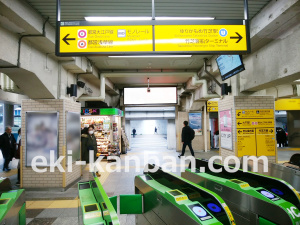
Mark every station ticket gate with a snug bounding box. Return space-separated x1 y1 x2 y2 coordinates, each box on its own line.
78 172 120 225
0 177 26 225
182 159 300 225
135 164 236 225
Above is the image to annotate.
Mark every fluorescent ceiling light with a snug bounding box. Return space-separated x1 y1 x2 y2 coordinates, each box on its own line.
85 17 152 21
85 17 215 22
156 17 215 20
109 55 192 58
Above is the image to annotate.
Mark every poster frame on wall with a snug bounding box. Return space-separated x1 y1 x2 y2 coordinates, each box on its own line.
188 112 203 136
219 109 233 150
66 111 81 164
25 111 59 167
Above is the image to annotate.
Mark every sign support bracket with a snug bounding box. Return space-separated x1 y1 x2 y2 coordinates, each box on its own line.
203 58 222 88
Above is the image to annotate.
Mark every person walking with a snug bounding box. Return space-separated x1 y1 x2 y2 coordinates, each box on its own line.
0 126 16 172
154 127 157 134
132 128 136 138
178 121 195 157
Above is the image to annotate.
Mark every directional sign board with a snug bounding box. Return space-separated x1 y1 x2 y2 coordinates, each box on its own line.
59 24 153 53
155 25 247 52
236 119 274 128
237 129 256 157
56 20 250 56
207 101 218 112
235 109 275 157
207 106 218 112
256 128 276 156
236 109 274 119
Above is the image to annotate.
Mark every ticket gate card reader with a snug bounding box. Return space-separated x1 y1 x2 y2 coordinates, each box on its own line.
0 177 25 225
134 164 235 225
182 159 300 225
78 173 120 225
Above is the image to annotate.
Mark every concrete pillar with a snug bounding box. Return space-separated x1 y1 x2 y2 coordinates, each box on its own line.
287 111 300 147
218 96 276 164
21 99 81 190
4 104 14 128
125 119 131 146
167 119 176 150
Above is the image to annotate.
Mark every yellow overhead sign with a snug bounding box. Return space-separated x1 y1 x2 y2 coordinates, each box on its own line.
207 101 218 107
275 99 300 111
207 106 218 112
236 109 274 119
236 119 274 128
59 25 153 53
237 129 256 157
155 25 247 52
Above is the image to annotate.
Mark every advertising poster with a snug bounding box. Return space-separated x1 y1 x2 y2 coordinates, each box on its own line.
220 109 233 150
189 112 202 135
66 112 81 164
26 112 59 166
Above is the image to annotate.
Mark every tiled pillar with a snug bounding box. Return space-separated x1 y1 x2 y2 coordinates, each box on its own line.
21 99 81 190
219 96 276 163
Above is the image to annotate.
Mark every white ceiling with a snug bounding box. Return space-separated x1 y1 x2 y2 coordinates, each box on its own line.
23 0 272 87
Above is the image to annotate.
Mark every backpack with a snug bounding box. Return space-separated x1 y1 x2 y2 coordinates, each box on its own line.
190 127 195 140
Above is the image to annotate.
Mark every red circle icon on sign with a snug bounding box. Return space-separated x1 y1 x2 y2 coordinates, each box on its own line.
78 29 87 38
78 40 87 49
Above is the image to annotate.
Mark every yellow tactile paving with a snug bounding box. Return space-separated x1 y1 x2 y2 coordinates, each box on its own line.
25 201 35 207
278 148 300 151
278 161 288 164
0 169 17 177
48 200 78 209
26 200 78 209
26 200 54 209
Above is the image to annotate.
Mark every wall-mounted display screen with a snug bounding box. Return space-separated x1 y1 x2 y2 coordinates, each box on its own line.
124 87 177 105
216 55 245 81
66 112 81 164
26 112 59 166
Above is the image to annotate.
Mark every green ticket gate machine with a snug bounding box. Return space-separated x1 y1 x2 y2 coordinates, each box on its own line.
78 172 120 225
134 164 236 225
0 177 26 225
182 159 300 225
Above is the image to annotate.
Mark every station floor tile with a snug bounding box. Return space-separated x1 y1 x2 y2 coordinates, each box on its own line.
36 208 64 218
27 218 57 225
51 217 78 225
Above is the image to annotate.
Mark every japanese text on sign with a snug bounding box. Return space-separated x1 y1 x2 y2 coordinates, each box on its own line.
155 25 247 52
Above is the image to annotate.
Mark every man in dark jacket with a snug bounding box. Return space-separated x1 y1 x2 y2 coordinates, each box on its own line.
0 126 16 172
179 121 195 157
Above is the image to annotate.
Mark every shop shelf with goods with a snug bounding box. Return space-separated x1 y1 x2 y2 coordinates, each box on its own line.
81 108 123 158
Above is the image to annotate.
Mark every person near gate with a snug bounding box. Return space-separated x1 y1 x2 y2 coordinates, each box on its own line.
81 125 97 163
0 126 16 172
178 121 195 157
